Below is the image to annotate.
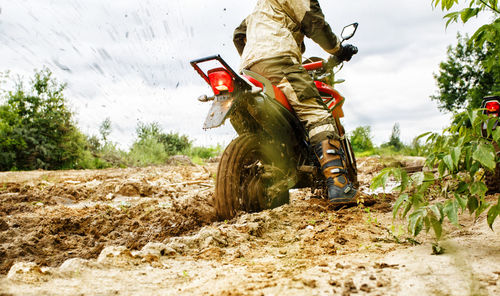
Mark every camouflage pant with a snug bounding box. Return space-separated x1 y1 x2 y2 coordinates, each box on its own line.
249 56 338 145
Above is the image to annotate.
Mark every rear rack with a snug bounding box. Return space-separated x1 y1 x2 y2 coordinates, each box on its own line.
190 55 247 86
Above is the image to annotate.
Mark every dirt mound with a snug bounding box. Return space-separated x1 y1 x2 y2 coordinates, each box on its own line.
0 165 217 274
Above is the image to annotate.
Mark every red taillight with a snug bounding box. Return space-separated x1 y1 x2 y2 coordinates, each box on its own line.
485 101 500 116
208 68 234 95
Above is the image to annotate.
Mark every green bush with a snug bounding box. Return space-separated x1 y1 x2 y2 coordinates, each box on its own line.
127 136 169 166
136 122 192 156
349 126 374 152
188 145 222 159
0 68 86 170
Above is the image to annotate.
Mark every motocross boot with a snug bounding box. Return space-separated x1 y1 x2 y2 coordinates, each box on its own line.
315 139 359 204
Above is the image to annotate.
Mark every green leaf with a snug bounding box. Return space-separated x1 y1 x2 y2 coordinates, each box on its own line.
454 194 467 211
411 172 425 186
476 201 491 220
409 210 425 236
443 199 459 226
451 146 461 168
460 8 480 23
472 143 496 171
470 182 488 197
393 194 408 219
487 119 496 138
430 217 443 241
438 161 446 177
467 109 478 127
456 181 469 194
467 196 479 215
493 128 500 143
470 162 480 178
487 204 499 230
429 204 444 221
370 168 391 190
399 169 409 193
402 201 412 218
443 154 454 172
415 131 432 142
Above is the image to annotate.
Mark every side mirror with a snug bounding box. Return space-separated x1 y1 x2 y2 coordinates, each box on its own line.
341 23 358 41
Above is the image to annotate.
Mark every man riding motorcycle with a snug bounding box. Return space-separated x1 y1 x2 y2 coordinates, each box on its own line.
233 0 359 204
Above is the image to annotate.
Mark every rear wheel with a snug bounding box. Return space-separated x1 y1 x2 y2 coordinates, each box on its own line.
215 134 290 220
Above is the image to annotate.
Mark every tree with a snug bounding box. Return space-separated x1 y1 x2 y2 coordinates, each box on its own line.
432 1 500 93
0 68 85 170
99 117 112 143
432 34 499 112
381 123 404 151
349 126 374 152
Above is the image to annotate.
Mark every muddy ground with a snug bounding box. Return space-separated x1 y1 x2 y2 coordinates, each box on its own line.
0 157 499 296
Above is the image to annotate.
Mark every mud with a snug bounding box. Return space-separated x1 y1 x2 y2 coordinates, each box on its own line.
0 166 217 275
0 157 499 296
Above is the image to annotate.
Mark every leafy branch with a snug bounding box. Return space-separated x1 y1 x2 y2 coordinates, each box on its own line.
371 110 500 244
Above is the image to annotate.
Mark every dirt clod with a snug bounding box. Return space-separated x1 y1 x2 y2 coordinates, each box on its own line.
374 262 398 269
302 279 317 288
343 279 358 294
360 283 371 292
0 219 8 231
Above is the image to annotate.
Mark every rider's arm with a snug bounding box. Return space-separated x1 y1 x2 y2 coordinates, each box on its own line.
300 0 341 55
233 18 247 56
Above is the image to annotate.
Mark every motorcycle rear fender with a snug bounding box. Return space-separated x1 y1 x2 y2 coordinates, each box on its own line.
203 93 236 129
245 92 308 148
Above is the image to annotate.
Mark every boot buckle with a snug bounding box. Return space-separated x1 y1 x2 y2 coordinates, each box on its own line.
326 149 338 155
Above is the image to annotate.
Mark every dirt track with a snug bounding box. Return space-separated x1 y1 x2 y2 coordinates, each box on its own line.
0 157 499 295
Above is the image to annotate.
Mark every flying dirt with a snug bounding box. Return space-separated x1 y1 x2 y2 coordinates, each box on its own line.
0 157 499 296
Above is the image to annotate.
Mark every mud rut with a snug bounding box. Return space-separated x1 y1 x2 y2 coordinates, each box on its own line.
0 157 499 296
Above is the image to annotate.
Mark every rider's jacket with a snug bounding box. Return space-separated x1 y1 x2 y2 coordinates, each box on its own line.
234 0 341 70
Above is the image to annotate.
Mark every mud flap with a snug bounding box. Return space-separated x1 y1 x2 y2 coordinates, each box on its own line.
203 94 234 129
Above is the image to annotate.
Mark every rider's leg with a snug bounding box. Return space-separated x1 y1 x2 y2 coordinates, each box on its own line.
248 57 359 203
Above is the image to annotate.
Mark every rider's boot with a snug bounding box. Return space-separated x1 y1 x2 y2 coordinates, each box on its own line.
315 138 359 204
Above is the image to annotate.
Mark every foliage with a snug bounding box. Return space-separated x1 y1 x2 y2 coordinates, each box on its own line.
99 117 112 143
432 0 500 95
0 68 86 170
188 145 222 160
129 122 221 166
135 122 192 156
78 118 127 169
371 109 500 243
381 123 404 151
128 136 170 167
348 124 431 157
432 34 499 112
349 126 374 152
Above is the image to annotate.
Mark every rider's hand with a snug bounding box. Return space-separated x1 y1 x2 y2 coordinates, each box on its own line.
336 44 358 62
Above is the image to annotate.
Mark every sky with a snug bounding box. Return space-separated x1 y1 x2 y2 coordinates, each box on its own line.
0 0 490 148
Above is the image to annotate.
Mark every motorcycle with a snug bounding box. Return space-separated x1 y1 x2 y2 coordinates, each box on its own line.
191 23 359 220
480 95 500 192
